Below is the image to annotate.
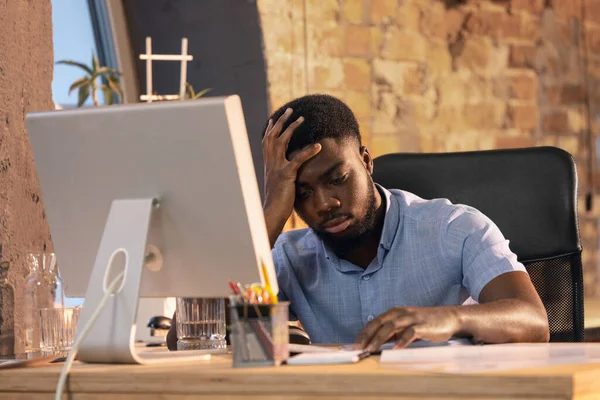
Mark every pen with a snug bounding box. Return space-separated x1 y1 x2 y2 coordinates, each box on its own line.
228 281 244 304
229 280 241 295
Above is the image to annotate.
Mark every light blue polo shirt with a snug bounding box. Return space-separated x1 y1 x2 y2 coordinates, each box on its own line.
273 185 526 343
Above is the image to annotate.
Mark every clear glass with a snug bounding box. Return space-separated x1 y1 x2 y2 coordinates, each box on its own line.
23 253 65 353
0 261 14 357
39 306 81 355
176 297 226 352
230 302 289 367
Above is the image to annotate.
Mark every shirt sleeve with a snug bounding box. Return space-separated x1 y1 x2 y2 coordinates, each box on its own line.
272 242 299 321
441 206 527 302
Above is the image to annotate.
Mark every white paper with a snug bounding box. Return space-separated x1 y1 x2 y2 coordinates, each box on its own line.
380 343 600 373
287 350 368 365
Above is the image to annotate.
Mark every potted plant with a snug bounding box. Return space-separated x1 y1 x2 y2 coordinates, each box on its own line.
56 54 123 106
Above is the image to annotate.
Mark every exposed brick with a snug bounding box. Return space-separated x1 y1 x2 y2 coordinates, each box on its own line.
496 136 536 149
380 28 427 62
305 0 341 21
567 107 587 132
357 117 372 144
507 104 538 129
509 0 546 13
396 1 421 31
580 218 599 240
292 61 307 97
307 21 344 58
372 94 416 131
464 75 489 103
504 73 538 100
404 65 425 95
265 54 293 88
539 136 557 147
544 85 562 105
465 9 537 40
310 58 345 89
560 84 587 103
463 103 507 129
432 106 465 132
344 90 371 118
509 44 536 69
586 25 600 54
413 99 436 125
373 59 421 92
428 42 452 76
372 113 399 132
552 0 582 19
346 24 370 57
370 26 384 57
440 131 491 152
343 0 364 23
588 58 600 80
260 16 293 54
343 58 371 90
373 92 400 121
586 0 600 25
373 59 402 90
370 0 397 24
556 135 580 156
542 110 570 133
446 9 467 43
437 77 467 106
455 38 508 75
257 0 290 16
269 87 293 113
419 1 446 40
370 133 402 157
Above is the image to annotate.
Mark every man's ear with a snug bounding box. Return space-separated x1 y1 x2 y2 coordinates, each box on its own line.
360 146 374 175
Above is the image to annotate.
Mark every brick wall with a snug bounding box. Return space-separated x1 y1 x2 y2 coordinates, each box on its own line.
257 0 600 298
0 0 54 354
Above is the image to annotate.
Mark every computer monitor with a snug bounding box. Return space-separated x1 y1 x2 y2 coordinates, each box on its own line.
25 95 276 363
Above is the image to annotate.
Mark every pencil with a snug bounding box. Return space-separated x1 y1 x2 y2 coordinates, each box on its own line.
260 262 278 304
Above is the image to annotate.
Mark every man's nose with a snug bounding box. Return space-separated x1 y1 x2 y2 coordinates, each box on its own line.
314 189 341 215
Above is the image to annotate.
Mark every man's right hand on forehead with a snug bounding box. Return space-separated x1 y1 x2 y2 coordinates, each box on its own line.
262 108 321 248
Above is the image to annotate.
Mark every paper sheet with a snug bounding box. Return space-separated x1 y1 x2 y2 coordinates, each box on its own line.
287 350 369 365
289 339 473 355
380 343 600 373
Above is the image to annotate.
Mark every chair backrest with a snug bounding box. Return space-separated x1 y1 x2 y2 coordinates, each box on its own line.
372 146 584 342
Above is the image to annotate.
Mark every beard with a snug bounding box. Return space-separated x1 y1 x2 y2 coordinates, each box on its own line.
311 180 380 256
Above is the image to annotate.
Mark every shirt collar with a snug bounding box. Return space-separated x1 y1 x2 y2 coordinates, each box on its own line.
377 184 399 252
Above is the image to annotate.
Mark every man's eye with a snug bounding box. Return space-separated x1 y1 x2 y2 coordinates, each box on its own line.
296 190 311 200
330 174 348 185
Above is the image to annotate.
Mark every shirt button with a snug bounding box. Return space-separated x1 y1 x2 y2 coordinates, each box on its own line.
363 275 370 281
367 315 374 321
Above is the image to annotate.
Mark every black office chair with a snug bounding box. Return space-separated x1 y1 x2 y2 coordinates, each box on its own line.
372 146 584 342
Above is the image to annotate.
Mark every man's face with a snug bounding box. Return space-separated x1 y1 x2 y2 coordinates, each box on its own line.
292 138 379 253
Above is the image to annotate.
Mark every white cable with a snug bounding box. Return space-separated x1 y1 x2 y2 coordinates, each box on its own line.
55 270 125 400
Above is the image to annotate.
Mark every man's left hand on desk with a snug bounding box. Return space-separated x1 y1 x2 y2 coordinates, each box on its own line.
355 306 460 352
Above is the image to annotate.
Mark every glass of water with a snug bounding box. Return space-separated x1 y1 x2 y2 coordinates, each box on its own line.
39 306 81 355
175 297 226 352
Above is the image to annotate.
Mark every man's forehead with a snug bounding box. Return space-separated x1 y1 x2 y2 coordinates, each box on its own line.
296 140 356 184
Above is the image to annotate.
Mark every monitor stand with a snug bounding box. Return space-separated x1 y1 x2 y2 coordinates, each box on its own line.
75 198 214 364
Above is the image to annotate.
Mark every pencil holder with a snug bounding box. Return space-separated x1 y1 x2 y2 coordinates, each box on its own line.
229 301 289 367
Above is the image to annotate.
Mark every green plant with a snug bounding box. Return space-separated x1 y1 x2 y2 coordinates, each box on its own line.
56 54 123 107
185 82 211 100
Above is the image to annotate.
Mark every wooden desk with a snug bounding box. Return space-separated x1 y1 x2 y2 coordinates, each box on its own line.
1 354 600 400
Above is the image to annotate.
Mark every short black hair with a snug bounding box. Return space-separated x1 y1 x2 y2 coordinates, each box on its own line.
265 94 361 158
